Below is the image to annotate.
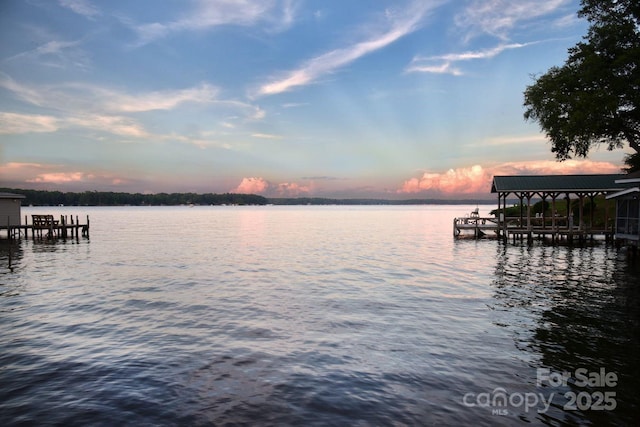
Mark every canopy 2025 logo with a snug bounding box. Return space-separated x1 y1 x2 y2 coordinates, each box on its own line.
537 367 617 412
462 367 617 415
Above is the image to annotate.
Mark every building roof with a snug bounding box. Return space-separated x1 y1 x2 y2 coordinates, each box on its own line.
615 170 640 184
606 186 640 199
491 174 627 194
0 192 26 199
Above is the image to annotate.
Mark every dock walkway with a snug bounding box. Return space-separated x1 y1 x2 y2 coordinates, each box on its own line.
1 214 90 240
454 215 613 244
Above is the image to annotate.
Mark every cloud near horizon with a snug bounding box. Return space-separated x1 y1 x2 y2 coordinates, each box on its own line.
398 160 622 195
231 177 311 197
0 162 129 188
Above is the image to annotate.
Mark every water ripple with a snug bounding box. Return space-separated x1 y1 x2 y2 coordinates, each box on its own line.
1 206 639 425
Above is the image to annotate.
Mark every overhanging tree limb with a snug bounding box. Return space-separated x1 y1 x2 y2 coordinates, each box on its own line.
523 0 640 171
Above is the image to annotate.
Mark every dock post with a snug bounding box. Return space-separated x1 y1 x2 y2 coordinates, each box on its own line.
48 218 53 240
84 215 90 238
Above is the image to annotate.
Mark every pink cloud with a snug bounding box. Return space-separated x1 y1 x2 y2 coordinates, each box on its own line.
398 160 622 195
493 159 621 175
27 172 87 184
1 162 46 182
232 177 314 196
399 165 492 194
276 182 311 197
232 177 270 194
1 161 132 190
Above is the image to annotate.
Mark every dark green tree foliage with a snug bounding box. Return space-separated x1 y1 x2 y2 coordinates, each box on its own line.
523 0 640 170
0 189 268 206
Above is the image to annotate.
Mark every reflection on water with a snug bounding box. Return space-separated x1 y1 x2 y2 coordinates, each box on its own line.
491 244 640 425
0 241 23 287
0 206 639 425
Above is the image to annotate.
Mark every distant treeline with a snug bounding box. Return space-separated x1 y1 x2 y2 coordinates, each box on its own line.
1 188 268 206
264 198 496 205
2 188 497 206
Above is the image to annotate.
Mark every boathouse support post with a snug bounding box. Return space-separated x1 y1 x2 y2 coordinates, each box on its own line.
518 194 524 230
551 194 558 243
541 194 547 230
502 193 509 243
566 193 574 244
526 192 533 245
605 196 611 242
588 193 597 241
577 193 586 243
578 194 585 232
496 193 501 240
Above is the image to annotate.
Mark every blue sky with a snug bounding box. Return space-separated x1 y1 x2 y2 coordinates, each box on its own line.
0 0 630 198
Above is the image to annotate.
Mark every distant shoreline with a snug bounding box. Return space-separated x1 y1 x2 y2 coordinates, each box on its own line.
268 197 496 206
2 188 497 206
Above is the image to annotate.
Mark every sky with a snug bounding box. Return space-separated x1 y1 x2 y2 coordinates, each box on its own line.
0 0 632 199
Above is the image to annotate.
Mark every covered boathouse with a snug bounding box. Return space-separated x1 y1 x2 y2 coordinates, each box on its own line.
0 192 26 227
490 174 627 244
606 172 640 247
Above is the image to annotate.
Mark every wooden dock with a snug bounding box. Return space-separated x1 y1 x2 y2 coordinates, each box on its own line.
453 216 500 238
1 214 90 240
454 215 614 244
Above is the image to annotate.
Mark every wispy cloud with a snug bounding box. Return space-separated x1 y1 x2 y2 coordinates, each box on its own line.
406 42 534 75
0 74 45 106
423 42 534 62
0 112 60 134
405 61 463 76
466 134 548 147
102 83 220 113
59 0 100 19
4 37 90 71
131 0 295 46
0 75 261 148
552 13 578 30
66 114 150 138
255 1 439 96
455 0 571 41
0 110 150 139
251 133 282 139
0 110 240 149
0 75 223 114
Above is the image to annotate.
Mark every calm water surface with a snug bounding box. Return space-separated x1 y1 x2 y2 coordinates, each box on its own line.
1 205 639 426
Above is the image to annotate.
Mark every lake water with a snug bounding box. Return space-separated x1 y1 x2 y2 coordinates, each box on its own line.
1 205 639 426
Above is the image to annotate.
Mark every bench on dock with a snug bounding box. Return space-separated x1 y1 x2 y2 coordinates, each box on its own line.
32 214 58 228
32 214 58 238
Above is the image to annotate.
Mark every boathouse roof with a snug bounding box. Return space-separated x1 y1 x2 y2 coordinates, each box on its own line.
0 192 26 199
606 171 640 199
491 174 627 194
